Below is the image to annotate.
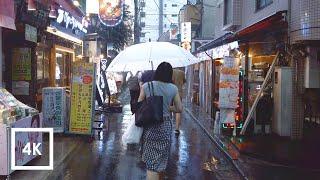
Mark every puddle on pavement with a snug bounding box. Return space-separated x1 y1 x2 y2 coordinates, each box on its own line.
202 156 220 172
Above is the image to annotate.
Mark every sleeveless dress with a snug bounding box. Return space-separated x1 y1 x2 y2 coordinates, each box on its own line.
141 81 178 172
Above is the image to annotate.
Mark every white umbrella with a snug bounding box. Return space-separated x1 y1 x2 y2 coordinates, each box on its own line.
107 42 199 72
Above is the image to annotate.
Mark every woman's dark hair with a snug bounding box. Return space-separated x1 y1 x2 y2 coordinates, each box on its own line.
153 62 173 83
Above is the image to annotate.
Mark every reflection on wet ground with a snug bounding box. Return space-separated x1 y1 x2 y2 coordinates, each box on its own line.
47 92 241 180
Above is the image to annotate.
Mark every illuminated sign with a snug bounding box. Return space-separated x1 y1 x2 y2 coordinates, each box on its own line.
56 9 88 33
99 0 124 27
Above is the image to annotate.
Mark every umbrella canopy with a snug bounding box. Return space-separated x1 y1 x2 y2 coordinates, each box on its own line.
107 42 199 72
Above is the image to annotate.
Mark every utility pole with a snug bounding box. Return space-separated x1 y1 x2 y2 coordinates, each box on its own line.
159 0 163 38
134 0 140 44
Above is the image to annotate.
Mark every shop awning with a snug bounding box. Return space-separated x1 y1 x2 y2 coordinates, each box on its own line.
0 0 16 30
196 32 235 53
196 11 287 53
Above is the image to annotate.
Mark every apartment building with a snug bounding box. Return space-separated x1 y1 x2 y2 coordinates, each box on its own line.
139 0 186 42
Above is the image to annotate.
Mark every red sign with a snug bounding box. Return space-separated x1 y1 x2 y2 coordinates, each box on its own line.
0 0 16 30
99 0 124 27
82 75 93 84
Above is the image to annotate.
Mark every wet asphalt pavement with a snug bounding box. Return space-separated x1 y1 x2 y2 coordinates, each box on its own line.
46 90 241 180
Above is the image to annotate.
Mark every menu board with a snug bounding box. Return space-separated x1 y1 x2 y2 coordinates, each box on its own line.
42 87 66 133
12 48 32 81
69 62 95 134
219 56 239 109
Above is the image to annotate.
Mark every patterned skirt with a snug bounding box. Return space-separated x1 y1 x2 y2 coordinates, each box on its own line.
142 116 172 172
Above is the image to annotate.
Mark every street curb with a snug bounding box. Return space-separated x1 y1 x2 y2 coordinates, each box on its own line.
185 108 249 180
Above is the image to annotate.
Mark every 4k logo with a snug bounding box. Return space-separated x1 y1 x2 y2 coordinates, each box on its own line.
22 143 42 156
11 128 54 170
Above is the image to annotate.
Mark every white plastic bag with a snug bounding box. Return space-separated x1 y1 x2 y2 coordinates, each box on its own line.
122 116 143 145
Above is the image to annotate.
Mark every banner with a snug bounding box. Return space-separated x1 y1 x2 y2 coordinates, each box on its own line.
12 48 32 81
69 62 95 134
11 114 43 167
42 87 66 133
0 0 16 30
99 0 124 27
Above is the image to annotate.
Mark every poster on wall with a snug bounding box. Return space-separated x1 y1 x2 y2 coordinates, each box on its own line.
219 56 240 109
11 114 43 167
42 87 66 133
99 0 124 27
12 48 32 81
69 62 95 135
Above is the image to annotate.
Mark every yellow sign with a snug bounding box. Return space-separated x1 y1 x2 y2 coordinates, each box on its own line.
69 62 95 134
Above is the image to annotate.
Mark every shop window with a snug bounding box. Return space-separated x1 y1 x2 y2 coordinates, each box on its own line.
256 0 273 10
36 49 50 80
140 1 145 7
224 0 232 25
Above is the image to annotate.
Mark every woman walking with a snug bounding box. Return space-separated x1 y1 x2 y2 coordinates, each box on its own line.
137 62 183 180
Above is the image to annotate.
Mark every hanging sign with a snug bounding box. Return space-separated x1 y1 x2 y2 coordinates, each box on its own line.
180 22 191 42
0 0 16 30
12 48 32 81
99 0 124 27
42 87 66 133
69 62 95 135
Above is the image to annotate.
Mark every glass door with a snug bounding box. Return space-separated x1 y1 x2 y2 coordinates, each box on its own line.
55 51 72 87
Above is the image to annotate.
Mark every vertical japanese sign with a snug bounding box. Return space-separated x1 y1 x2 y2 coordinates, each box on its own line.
219 56 239 124
180 22 191 51
99 0 124 27
42 87 66 133
69 62 95 134
12 48 32 81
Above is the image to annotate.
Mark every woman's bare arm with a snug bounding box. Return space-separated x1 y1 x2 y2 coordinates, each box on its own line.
170 93 183 113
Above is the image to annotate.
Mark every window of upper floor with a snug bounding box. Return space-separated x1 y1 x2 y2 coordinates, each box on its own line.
172 4 178 7
224 0 232 25
256 0 273 11
164 24 167 28
141 32 146 37
140 12 146 18
140 22 145 27
171 14 178 17
164 4 167 7
140 1 145 7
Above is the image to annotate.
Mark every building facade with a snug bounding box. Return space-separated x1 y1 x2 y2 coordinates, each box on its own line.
190 0 320 140
139 0 186 42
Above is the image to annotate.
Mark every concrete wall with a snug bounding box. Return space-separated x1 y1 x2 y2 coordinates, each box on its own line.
201 0 216 38
214 0 288 39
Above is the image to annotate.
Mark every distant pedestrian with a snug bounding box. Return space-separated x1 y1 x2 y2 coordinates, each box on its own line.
140 70 155 86
127 72 141 114
138 62 183 180
172 69 186 135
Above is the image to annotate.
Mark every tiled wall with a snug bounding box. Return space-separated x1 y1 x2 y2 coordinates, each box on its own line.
213 0 288 40
290 0 320 43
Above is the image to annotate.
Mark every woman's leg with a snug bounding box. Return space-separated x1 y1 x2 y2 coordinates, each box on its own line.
147 170 160 180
